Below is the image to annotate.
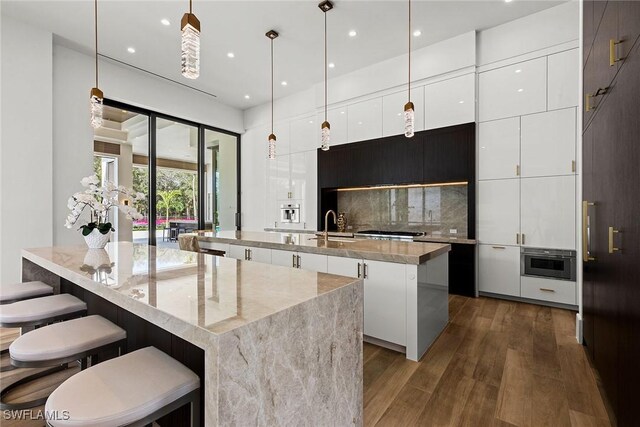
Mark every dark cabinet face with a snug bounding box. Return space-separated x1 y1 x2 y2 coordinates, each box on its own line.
584 0 595 66
618 1 640 60
422 126 472 183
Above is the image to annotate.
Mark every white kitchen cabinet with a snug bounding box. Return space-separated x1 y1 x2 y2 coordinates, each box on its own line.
290 115 318 153
521 108 576 178
478 117 521 180
520 175 575 249
271 249 328 273
240 126 268 231
547 49 579 110
227 245 271 263
425 73 475 130
317 107 348 147
363 260 406 346
302 150 317 230
477 179 520 246
347 98 383 143
479 57 547 122
289 152 306 201
327 256 406 346
382 88 425 137
478 244 521 297
327 255 360 278
521 276 576 306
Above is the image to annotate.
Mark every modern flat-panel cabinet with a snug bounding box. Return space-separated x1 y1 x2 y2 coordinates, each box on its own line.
520 108 577 178
425 73 475 130
520 175 576 249
347 98 383 143
382 88 425 137
479 57 547 122
271 249 327 273
227 245 272 263
477 179 520 246
548 49 580 110
302 151 317 230
478 117 520 180
478 245 521 297
290 115 318 153
327 256 406 346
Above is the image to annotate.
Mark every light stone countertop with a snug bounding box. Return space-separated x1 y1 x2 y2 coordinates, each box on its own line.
413 235 477 245
21 242 361 343
196 230 450 265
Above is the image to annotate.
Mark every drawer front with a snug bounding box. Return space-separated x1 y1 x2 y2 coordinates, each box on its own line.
521 276 576 305
198 241 229 253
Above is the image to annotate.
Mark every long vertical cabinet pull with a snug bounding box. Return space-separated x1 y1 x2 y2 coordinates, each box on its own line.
522 234 526 245
296 255 301 269
292 254 297 267
516 233 521 245
363 263 369 279
357 263 362 278
582 201 596 262
608 227 621 254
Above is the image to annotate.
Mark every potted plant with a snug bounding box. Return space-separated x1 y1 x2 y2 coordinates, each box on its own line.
65 175 145 249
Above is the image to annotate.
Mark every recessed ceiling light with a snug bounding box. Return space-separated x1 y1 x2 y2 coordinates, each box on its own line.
244 94 250 99
505 0 513 3
340 111 345 114
358 121 363 125
161 18 170 26
281 81 288 86
515 69 522 73
227 52 235 58
127 47 136 54
413 30 422 37
397 113 402 116
328 62 335 68
309 120 314 124
459 100 465 104
517 88 524 92
348 30 357 37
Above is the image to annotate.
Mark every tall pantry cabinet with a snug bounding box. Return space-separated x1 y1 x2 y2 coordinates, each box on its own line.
582 2 640 425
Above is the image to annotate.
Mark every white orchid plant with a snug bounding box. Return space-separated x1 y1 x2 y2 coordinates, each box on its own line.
65 175 145 236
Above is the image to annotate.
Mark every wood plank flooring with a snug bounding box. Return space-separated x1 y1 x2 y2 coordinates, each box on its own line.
1 295 613 426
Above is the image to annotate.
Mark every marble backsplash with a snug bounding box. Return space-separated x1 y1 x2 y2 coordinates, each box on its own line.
337 184 468 237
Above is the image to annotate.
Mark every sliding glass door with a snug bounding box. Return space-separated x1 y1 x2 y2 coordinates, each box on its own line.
97 100 240 247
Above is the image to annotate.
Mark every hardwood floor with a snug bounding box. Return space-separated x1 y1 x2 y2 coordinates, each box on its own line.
1 296 612 426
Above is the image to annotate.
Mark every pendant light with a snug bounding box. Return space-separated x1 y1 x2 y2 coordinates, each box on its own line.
404 0 415 138
90 0 103 129
319 1 333 151
266 30 279 160
181 0 200 79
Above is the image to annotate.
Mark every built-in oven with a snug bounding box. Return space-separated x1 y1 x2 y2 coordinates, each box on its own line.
521 247 576 281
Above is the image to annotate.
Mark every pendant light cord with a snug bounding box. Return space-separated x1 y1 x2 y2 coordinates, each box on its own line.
324 10 328 122
271 37 274 135
408 0 411 102
94 0 98 88
189 0 192 14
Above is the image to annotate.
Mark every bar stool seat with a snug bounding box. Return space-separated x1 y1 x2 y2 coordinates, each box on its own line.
0 294 86 326
0 281 52 304
46 346 200 427
9 315 125 364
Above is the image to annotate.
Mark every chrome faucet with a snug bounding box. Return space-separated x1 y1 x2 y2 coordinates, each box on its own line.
324 210 337 243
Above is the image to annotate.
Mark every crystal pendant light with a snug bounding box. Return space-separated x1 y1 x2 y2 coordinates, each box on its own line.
404 0 415 139
266 30 279 160
90 0 103 129
319 1 333 151
181 0 200 79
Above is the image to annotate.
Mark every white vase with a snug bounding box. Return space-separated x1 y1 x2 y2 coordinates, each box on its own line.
83 229 112 249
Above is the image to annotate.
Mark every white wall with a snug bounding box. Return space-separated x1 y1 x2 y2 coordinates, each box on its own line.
0 14 244 283
0 16 53 284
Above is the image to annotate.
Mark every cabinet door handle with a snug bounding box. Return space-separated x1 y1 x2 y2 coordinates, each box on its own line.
249 249 253 260
586 87 610 112
516 164 520 176
608 226 621 254
582 201 596 262
363 263 369 279
539 288 556 293
522 234 526 245
296 255 301 268
516 233 520 245
492 246 506 250
293 254 297 268
571 160 576 173
357 263 362 278
585 93 593 112
610 39 625 66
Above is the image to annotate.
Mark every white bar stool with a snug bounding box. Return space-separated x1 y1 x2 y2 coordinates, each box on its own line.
45 346 201 427
1 315 127 410
0 281 53 305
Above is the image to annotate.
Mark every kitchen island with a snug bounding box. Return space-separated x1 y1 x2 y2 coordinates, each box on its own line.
21 243 363 426
193 231 451 361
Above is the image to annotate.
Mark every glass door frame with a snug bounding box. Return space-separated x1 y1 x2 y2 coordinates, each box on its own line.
104 99 242 246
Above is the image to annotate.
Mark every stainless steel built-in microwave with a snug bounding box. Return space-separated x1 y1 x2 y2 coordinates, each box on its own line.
521 247 576 281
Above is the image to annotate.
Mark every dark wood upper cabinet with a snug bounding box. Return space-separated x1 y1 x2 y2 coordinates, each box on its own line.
618 1 640 59
422 124 474 183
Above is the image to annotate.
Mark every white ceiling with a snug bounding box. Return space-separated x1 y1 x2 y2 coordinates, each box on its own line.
3 0 564 110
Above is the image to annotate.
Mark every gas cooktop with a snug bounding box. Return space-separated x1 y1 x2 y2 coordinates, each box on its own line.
355 230 425 241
